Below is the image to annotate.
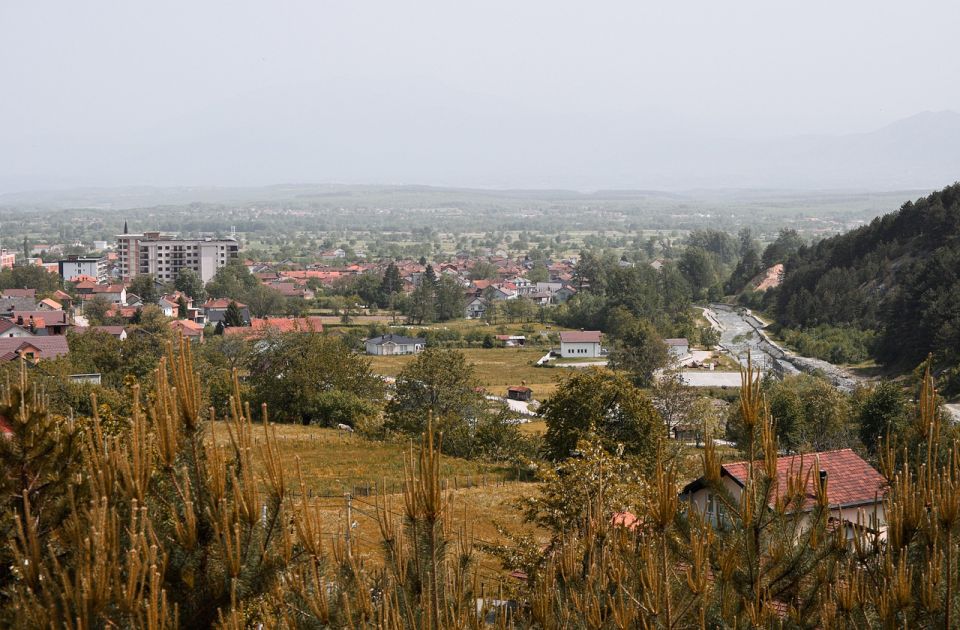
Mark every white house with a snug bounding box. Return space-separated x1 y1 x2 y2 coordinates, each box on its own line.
365 334 426 356
465 297 487 319
664 338 690 361
559 330 602 358
681 449 887 541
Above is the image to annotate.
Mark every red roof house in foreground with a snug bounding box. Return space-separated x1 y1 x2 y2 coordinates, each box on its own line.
681 449 888 539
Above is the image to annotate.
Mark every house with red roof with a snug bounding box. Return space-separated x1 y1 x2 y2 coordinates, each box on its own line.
681 449 887 539
7 311 71 335
170 319 205 343
224 316 323 339
0 336 69 362
203 299 251 326
0 319 35 338
2 288 37 300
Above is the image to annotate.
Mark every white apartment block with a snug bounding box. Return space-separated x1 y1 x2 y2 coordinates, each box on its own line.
117 231 240 283
58 256 108 282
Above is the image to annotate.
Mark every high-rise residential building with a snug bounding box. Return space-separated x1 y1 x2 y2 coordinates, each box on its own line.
58 255 108 282
117 230 240 283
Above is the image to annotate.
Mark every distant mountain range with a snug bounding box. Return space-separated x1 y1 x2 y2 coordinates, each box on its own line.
1 102 958 195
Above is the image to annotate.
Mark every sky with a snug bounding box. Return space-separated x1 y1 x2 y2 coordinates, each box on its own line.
2 1 960 192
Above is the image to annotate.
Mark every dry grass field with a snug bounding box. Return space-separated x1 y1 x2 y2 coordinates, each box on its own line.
211 421 518 496
211 421 544 583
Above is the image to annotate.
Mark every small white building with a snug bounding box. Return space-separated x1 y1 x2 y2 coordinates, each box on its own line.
365 334 426 356
664 338 690 361
559 330 602 358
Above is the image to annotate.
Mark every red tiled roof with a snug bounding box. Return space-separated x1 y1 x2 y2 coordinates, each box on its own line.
721 449 886 509
224 317 323 337
559 331 602 344
170 319 204 337
88 325 127 337
10 311 69 327
203 298 247 309
0 336 69 360
2 288 36 299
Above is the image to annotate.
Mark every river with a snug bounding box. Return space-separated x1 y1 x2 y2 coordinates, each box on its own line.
705 304 863 392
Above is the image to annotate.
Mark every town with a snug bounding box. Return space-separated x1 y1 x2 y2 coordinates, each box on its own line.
3 0 960 626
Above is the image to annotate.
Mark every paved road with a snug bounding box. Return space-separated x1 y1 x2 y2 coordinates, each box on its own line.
681 371 743 387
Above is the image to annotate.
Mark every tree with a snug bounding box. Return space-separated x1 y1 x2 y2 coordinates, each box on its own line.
651 369 696 439
176 295 188 318
81 295 113 325
0 265 61 294
66 329 124 386
248 333 384 426
128 273 160 303
380 262 403 297
609 319 669 387
526 261 549 284
223 300 245 327
468 261 498 281
385 348 484 437
245 284 285 317
407 278 436 324
678 246 718 300
857 382 910 454
762 227 804 267
174 268 206 302
5 344 292 627
0 364 86 604
765 373 854 452
205 259 258 299
540 368 661 463
434 274 465 322
121 305 173 381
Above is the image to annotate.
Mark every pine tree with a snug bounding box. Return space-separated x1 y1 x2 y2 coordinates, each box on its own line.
0 362 86 613
223 300 244 327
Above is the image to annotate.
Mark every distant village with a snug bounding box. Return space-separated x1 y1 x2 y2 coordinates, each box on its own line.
0 227 671 366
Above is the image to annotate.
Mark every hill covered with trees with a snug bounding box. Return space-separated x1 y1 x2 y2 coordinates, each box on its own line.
772 182 960 388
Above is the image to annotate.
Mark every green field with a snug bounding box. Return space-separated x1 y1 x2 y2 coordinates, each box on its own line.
369 346 564 399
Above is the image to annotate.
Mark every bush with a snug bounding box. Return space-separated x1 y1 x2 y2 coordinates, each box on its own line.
779 324 877 364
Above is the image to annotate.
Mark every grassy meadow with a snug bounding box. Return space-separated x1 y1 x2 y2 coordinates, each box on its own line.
368 346 563 400
211 421 545 579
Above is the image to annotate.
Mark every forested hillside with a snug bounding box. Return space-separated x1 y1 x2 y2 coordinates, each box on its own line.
774 183 960 383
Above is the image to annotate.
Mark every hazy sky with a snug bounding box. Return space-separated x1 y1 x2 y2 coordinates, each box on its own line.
2 1 959 192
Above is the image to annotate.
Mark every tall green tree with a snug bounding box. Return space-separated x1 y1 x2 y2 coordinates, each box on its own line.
609 319 669 387
174 268 206 302
128 273 160 303
407 278 436 324
0 364 86 604
857 381 910 454
223 300 245 327
540 368 661 463
248 333 383 426
385 348 484 437
434 274 465 322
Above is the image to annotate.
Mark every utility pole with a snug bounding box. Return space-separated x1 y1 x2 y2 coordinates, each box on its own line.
344 492 353 557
